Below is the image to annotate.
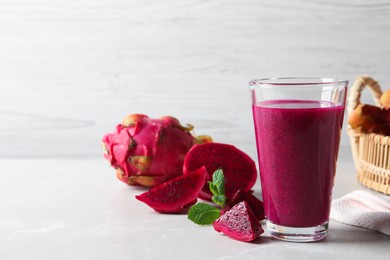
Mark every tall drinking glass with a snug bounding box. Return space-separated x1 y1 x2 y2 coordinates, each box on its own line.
250 78 348 242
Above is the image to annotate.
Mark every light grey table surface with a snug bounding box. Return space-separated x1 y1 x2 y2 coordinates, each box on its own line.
0 0 389 259
0 152 389 260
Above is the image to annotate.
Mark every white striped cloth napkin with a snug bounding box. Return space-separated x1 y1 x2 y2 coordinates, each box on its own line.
331 190 390 235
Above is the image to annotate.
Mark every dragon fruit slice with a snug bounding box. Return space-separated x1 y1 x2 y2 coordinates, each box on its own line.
223 189 265 221
213 201 263 242
135 166 208 213
102 114 211 187
183 143 257 200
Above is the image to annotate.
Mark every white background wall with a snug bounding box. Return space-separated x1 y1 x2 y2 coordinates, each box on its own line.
1 0 389 159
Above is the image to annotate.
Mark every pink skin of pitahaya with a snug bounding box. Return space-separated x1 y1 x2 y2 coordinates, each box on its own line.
135 166 208 213
102 114 212 187
213 201 264 242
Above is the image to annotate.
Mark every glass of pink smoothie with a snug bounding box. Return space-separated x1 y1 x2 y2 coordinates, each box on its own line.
250 77 348 242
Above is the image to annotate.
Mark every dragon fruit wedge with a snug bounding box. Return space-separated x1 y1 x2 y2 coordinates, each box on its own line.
213 201 263 242
102 114 212 187
222 189 265 221
135 166 208 213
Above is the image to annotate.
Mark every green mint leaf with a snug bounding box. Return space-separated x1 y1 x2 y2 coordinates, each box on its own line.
208 182 218 196
188 203 221 225
212 169 225 195
212 194 226 208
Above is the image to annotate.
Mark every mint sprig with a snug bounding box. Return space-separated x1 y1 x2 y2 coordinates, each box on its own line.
188 169 227 225
209 168 226 208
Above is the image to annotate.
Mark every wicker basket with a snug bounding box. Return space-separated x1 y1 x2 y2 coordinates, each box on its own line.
347 75 390 195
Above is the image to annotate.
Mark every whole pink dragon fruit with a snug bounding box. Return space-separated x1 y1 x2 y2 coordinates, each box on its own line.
102 114 211 187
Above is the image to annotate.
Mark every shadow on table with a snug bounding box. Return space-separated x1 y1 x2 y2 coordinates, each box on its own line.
252 235 274 244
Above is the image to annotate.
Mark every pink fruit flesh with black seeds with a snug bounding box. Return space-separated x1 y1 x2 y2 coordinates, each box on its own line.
213 201 263 242
223 189 265 221
135 166 207 213
183 143 257 200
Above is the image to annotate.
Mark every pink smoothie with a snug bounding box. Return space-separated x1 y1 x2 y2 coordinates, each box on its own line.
252 100 344 227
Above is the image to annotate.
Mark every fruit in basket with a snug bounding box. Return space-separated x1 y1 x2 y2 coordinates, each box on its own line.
213 201 263 242
135 166 208 213
380 89 390 110
183 143 257 200
347 103 390 134
348 104 379 131
101 114 212 187
368 122 390 136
